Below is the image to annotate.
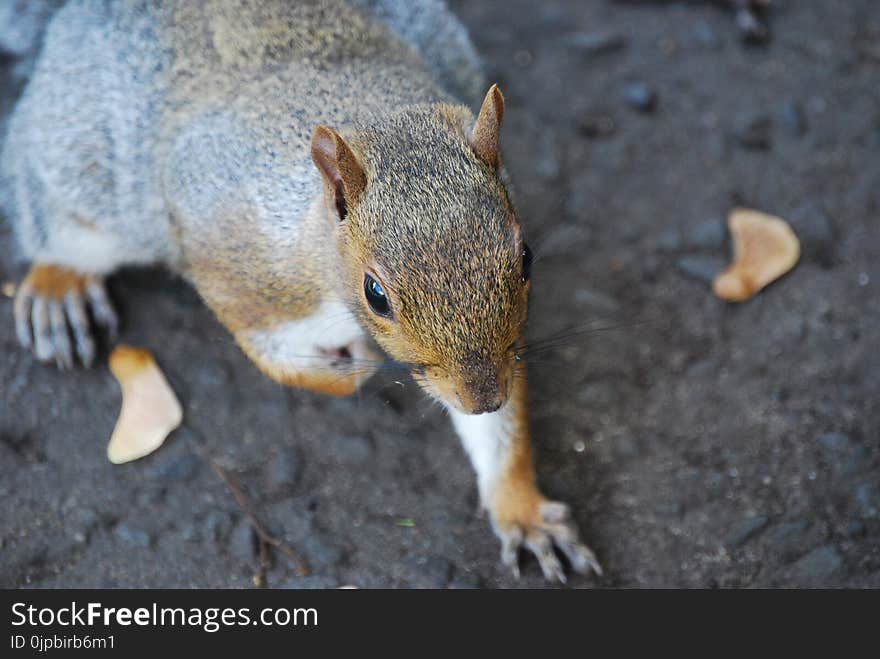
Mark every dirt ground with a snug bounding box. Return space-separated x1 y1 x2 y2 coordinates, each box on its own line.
1 0 878 588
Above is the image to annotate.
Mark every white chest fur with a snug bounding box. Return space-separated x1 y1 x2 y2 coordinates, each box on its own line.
240 297 367 372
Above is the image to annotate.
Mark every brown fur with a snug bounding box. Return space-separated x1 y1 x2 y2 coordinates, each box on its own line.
22 264 89 299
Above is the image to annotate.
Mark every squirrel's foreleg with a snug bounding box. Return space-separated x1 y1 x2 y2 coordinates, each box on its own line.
445 370 602 582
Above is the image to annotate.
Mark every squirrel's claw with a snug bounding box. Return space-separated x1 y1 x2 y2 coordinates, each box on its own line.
48 300 75 370
13 282 34 350
86 279 118 342
496 499 602 583
13 265 115 368
64 292 97 367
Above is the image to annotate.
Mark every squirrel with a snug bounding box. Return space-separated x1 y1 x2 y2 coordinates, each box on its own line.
1 0 601 582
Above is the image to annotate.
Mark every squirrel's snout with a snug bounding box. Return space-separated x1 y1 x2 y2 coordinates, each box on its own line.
420 360 514 415
467 395 505 415
453 370 511 415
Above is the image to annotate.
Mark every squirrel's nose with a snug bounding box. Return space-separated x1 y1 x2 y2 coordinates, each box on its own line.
459 385 506 415
470 396 504 415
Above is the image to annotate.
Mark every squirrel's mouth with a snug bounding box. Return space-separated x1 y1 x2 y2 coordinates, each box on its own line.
319 345 353 368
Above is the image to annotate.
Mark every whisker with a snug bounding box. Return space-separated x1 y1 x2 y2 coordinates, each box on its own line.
516 317 656 357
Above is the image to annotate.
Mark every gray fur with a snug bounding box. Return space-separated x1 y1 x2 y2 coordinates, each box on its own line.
1 0 484 275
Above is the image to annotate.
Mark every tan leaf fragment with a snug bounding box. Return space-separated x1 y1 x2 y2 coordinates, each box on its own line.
713 208 800 302
107 345 182 464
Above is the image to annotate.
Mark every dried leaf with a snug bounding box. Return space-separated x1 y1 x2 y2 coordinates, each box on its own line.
107 346 182 464
713 208 800 302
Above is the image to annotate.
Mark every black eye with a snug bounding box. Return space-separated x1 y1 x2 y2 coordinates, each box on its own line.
521 243 533 282
364 274 391 316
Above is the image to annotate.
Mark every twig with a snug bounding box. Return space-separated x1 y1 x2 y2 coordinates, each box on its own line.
209 458 310 578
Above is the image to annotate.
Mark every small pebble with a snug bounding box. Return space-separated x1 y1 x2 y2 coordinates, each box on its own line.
267 448 301 490
614 436 641 460
566 31 627 56
788 546 843 583
854 483 879 518
656 227 683 252
677 256 725 285
845 521 865 538
622 82 658 113
788 202 836 266
732 112 773 150
535 136 562 180
694 21 720 49
726 515 769 547
229 518 256 561
654 501 683 517
818 432 865 475
577 112 616 139
196 361 231 387
334 435 374 463
301 533 346 571
151 452 201 482
736 7 770 45
573 288 619 313
781 100 807 136
113 522 151 548
202 510 234 543
685 217 725 250
67 507 100 545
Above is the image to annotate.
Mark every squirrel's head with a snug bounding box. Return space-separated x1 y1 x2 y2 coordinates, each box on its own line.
310 86 531 415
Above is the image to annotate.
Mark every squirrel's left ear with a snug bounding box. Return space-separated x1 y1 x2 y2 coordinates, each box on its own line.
470 84 505 170
310 125 367 221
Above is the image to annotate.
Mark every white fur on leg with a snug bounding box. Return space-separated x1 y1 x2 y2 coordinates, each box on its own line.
445 400 515 504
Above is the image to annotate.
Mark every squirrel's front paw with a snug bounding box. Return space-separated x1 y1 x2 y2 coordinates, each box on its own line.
14 264 118 369
492 498 602 583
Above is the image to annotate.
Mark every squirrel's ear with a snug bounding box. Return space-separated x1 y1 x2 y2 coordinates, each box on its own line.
310 125 367 221
470 84 505 170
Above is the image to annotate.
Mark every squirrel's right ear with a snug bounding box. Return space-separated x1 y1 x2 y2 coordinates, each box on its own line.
310 125 367 221
470 84 505 170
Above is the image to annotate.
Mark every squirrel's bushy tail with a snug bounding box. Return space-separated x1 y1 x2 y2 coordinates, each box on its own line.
347 0 487 105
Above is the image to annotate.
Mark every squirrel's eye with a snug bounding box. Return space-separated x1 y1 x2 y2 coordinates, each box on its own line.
521 243 533 282
364 274 391 317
